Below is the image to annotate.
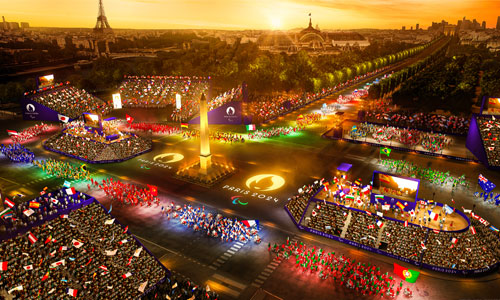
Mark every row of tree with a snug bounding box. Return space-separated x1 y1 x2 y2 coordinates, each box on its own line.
368 38 450 99
0 34 435 104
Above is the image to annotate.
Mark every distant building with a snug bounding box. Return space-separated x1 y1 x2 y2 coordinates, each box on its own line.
257 16 369 54
416 24 419 30
497 16 500 30
402 26 406 31
8 22 19 30
443 25 456 36
20 22 29 29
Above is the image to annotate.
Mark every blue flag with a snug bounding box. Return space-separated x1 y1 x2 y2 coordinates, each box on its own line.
478 174 496 193
108 204 112 214
63 180 71 188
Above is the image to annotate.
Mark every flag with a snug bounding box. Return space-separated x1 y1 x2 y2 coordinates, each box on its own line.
72 239 84 248
50 260 65 268
404 221 408 227
368 224 375 229
433 229 440 234
443 204 453 214
59 246 68 251
29 201 40 208
63 181 71 188
376 211 383 218
138 281 148 293
99 265 108 272
346 195 355 200
60 214 69 219
490 226 499 232
393 263 420 283
105 249 117 256
428 211 439 221
28 232 38 244
379 174 391 184
470 226 476 235
181 123 188 129
133 247 143 257
420 242 427 250
380 147 392 156
66 187 76 195
45 235 52 244
58 114 69 123
123 226 128 233
246 124 256 131
50 198 59 205
375 195 384 200
67 288 78 297
451 237 458 245
376 220 384 228
7 285 23 294
6 130 18 136
108 204 112 214
4 198 15 208
126 114 134 124
478 174 496 193
323 182 330 191
241 220 259 228
297 114 304 120
104 219 115 225
147 184 158 196
396 202 405 211
0 261 7 271
122 272 132 279
381 204 390 211
0 208 12 218
23 265 33 271
41 270 50 281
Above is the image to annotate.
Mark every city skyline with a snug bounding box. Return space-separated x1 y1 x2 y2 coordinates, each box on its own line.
2 0 499 30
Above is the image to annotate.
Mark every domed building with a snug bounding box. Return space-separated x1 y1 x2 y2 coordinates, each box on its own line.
257 15 370 54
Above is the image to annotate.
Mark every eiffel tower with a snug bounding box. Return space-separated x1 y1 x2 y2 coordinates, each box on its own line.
93 0 113 35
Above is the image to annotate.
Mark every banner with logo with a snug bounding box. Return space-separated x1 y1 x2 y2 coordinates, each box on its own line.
189 101 242 125
21 97 67 122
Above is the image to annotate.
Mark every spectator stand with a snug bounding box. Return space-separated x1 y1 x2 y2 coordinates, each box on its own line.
21 82 110 122
42 126 152 164
323 131 478 163
0 189 171 298
466 113 500 170
284 183 500 276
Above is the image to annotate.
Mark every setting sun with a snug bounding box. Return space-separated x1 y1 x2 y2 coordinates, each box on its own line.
270 16 282 30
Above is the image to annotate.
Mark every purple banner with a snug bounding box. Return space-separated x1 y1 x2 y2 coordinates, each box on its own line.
189 101 242 125
21 97 63 122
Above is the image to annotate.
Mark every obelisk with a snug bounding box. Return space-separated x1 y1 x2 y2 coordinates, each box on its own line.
198 93 212 175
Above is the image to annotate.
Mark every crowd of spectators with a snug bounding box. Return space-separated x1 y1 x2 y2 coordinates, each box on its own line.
364 110 469 135
43 132 152 163
118 76 242 122
343 210 381 248
350 123 452 153
477 115 500 167
33 159 90 181
382 221 426 260
304 201 347 237
8 123 50 144
285 181 322 223
28 84 111 119
142 275 219 300
285 180 500 271
0 199 167 299
422 219 499 270
0 143 35 163
128 122 181 135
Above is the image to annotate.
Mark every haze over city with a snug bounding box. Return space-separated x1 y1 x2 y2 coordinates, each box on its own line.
3 0 500 29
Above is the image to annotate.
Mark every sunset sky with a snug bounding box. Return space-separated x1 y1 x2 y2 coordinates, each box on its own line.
3 0 499 30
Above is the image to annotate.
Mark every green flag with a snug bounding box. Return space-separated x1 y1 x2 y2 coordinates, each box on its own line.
380 147 392 157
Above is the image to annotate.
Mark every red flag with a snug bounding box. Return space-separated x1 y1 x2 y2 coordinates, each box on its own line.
126 114 134 124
